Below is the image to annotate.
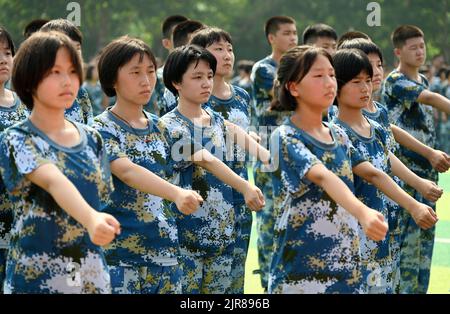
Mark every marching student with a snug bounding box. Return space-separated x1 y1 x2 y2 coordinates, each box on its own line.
190 27 255 294
382 25 450 293
41 19 94 125
92 36 204 294
269 45 388 294
160 44 267 293
332 48 440 293
0 31 120 294
0 26 29 294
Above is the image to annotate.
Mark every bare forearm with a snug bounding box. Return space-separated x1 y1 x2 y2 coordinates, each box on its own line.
227 121 270 164
391 125 432 157
390 152 422 190
195 155 249 194
114 163 180 202
312 168 369 221
366 171 416 211
241 131 270 163
431 94 450 114
421 92 450 114
46 174 96 228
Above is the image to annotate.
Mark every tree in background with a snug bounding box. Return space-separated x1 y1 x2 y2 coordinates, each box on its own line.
0 0 448 67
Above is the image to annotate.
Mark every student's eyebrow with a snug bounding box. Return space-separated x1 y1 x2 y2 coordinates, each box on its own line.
130 64 154 70
50 64 76 71
213 42 232 47
310 67 333 71
191 70 213 75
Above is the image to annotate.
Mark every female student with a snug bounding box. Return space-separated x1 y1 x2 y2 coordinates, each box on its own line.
335 39 444 292
190 27 256 294
268 45 434 294
0 26 29 293
0 31 120 294
92 36 204 294
331 48 440 293
160 44 268 293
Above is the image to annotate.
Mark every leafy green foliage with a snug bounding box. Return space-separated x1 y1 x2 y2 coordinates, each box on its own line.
0 0 448 66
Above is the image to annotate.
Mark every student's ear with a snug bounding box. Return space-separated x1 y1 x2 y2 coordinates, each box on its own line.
172 81 181 91
162 38 172 50
394 47 401 58
287 81 299 97
268 34 275 45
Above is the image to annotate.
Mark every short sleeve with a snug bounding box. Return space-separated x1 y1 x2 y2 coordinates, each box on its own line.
348 139 366 167
389 76 426 110
157 118 198 171
333 124 367 167
376 103 390 128
87 127 115 198
91 118 127 163
253 64 274 93
0 131 52 193
369 120 390 155
98 129 127 163
163 89 177 114
272 128 321 195
239 86 252 106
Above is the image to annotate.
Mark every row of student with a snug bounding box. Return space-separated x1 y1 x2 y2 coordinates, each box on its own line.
248 16 450 294
1 16 450 294
0 21 270 294
0 25 379 294
268 44 441 293
132 18 449 294
75 17 450 294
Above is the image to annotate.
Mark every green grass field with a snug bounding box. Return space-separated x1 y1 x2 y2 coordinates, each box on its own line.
243 171 450 294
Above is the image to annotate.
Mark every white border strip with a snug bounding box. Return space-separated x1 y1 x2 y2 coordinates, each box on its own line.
436 238 450 244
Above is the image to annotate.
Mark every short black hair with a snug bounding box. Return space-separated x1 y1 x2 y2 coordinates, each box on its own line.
85 63 96 81
0 26 15 56
40 18 83 45
162 15 188 39
98 36 157 97
189 27 232 48
337 31 371 48
302 23 337 45
172 20 205 48
23 18 50 39
270 46 333 112
338 38 383 64
437 67 448 78
391 25 424 49
12 31 83 110
264 16 296 39
419 64 431 75
163 44 216 96
333 48 373 95
237 60 254 74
